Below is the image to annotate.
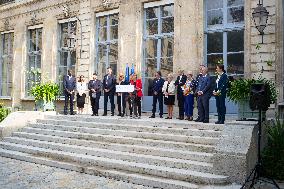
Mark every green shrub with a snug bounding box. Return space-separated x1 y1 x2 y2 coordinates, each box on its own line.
262 118 284 180
227 78 277 104
0 103 10 122
30 82 60 103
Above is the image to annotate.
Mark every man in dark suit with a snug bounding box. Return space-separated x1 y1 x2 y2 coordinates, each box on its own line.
194 65 205 121
175 69 187 120
195 67 211 123
150 71 165 118
102 67 116 116
88 73 102 116
213 64 228 124
63 69 76 115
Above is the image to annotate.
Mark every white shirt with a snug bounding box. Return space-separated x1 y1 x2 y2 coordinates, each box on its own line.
77 82 87 95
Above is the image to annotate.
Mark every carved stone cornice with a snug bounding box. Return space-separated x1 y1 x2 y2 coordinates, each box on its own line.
0 18 15 31
0 0 80 22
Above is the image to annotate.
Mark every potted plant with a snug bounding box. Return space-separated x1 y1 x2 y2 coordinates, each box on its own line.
30 82 60 111
227 77 277 120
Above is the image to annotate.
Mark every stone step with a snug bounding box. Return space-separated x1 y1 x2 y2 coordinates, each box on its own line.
0 148 204 189
7 134 213 163
36 119 221 138
44 115 224 130
0 142 228 184
29 123 218 145
3 137 213 173
14 129 215 153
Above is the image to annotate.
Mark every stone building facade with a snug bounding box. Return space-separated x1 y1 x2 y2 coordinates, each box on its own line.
0 0 283 114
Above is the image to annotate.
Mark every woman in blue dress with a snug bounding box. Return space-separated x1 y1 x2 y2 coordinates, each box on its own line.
183 71 196 121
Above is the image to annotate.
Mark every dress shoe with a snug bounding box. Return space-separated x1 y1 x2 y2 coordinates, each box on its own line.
194 119 200 122
121 114 125 117
216 121 224 124
111 113 114 116
179 117 184 120
102 113 107 116
215 120 220 124
95 114 99 116
149 115 155 118
70 112 75 115
160 115 163 118
117 113 122 116
203 120 209 123
91 114 95 116
64 112 68 115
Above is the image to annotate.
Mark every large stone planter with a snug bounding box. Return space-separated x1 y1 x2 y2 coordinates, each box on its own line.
238 99 266 120
35 100 55 111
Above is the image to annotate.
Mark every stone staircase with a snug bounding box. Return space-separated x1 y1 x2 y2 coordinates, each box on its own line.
0 115 234 189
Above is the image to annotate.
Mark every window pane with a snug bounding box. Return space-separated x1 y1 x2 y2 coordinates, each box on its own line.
162 17 174 33
98 17 107 27
30 30 36 52
162 5 174 17
110 61 117 76
161 57 173 77
61 23 68 47
37 29 42 51
144 59 157 77
207 0 223 10
60 52 68 66
144 77 154 96
161 37 173 57
227 53 244 75
110 14 119 25
29 55 36 70
207 32 223 54
146 7 158 19
207 10 223 26
70 22 77 35
228 30 244 52
110 25 118 40
207 54 223 74
145 39 158 59
98 44 107 63
227 6 244 23
71 51 76 67
98 27 107 41
109 43 118 62
36 55 41 70
146 20 158 35
227 0 244 7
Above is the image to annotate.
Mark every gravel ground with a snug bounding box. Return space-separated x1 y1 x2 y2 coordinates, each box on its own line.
0 157 153 189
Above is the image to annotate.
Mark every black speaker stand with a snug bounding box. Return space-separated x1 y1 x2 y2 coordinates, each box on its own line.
241 109 280 189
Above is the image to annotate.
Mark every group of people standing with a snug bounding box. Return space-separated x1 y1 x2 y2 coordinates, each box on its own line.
63 64 228 124
148 64 228 124
63 67 143 118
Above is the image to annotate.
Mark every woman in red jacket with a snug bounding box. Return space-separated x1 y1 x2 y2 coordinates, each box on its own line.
129 73 143 118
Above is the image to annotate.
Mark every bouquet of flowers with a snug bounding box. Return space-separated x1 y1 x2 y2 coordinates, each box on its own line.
182 84 191 96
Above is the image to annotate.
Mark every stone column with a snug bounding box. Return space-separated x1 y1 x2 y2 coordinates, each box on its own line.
41 16 59 82
12 23 27 109
77 0 92 80
118 0 143 74
174 0 204 76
